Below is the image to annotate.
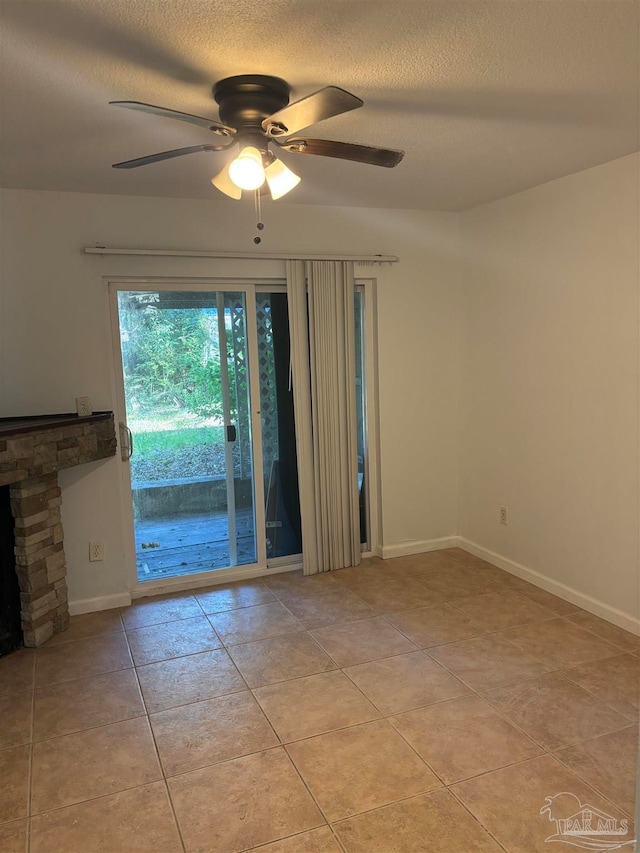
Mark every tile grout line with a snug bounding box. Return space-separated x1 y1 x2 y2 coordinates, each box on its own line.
419 647 632 756
28 710 148 747
560 654 640 720
550 740 638 819
28 657 148 745
421 635 627 691
38 626 124 649
328 785 508 845
384 608 630 656
25 778 199 833
26 653 36 853
123 627 188 853
475 664 634 740
385 694 546 762
327 822 349 853
445 784 511 853
279 743 338 840
238 826 346 853
28 624 191 847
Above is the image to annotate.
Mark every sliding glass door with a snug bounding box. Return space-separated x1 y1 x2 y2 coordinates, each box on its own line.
114 287 263 582
111 277 374 585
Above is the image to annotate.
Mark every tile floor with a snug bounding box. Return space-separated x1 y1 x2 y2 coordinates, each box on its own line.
0 548 637 852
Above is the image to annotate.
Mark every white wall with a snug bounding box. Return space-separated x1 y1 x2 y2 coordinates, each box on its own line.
459 153 639 627
0 189 462 607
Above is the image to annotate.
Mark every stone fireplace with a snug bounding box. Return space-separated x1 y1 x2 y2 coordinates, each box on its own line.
0 413 117 648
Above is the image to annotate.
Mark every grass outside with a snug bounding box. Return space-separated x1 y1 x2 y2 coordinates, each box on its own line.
127 408 229 481
133 426 225 455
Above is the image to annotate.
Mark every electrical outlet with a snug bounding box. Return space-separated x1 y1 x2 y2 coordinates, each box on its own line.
499 505 509 525
89 540 104 562
76 396 93 417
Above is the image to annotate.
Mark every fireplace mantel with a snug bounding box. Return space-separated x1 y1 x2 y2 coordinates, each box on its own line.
0 412 117 647
0 412 116 486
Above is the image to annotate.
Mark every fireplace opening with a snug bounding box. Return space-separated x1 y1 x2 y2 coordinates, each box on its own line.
0 486 23 656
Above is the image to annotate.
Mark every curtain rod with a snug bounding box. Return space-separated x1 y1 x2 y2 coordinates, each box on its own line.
84 246 399 263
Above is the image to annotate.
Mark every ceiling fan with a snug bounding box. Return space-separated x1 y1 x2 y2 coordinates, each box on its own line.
110 75 404 200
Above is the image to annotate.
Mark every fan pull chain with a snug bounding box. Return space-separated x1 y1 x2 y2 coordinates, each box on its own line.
253 190 265 244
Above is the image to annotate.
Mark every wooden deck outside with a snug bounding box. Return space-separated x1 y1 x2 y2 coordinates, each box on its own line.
134 509 256 581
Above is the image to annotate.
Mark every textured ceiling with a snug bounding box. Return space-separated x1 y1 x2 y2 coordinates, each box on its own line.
0 0 638 210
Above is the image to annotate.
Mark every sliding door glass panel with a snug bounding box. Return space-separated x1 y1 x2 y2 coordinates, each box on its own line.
256 291 302 559
116 289 256 581
355 288 368 547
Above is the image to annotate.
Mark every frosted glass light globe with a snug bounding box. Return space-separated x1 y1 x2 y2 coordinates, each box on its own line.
228 147 265 191
265 158 301 199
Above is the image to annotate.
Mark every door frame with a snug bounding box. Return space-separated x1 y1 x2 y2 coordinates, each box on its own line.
107 273 381 596
108 276 275 596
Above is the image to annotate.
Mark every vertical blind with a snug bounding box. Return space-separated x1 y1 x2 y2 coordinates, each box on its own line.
286 260 361 574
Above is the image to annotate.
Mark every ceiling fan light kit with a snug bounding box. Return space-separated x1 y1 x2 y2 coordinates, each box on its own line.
110 74 404 238
211 142 302 199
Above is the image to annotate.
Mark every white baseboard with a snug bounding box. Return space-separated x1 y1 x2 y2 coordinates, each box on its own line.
381 536 459 560
458 537 640 637
69 592 132 616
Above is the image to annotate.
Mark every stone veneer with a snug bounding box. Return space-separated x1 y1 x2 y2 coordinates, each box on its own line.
0 413 117 647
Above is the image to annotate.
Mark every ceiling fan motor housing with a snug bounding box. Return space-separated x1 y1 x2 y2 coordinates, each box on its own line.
213 75 290 132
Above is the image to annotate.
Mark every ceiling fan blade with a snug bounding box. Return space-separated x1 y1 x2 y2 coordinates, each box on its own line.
278 138 404 168
262 87 363 137
110 101 235 136
211 160 242 199
112 143 231 169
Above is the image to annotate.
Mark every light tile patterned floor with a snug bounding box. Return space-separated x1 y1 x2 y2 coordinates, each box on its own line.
0 549 637 852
